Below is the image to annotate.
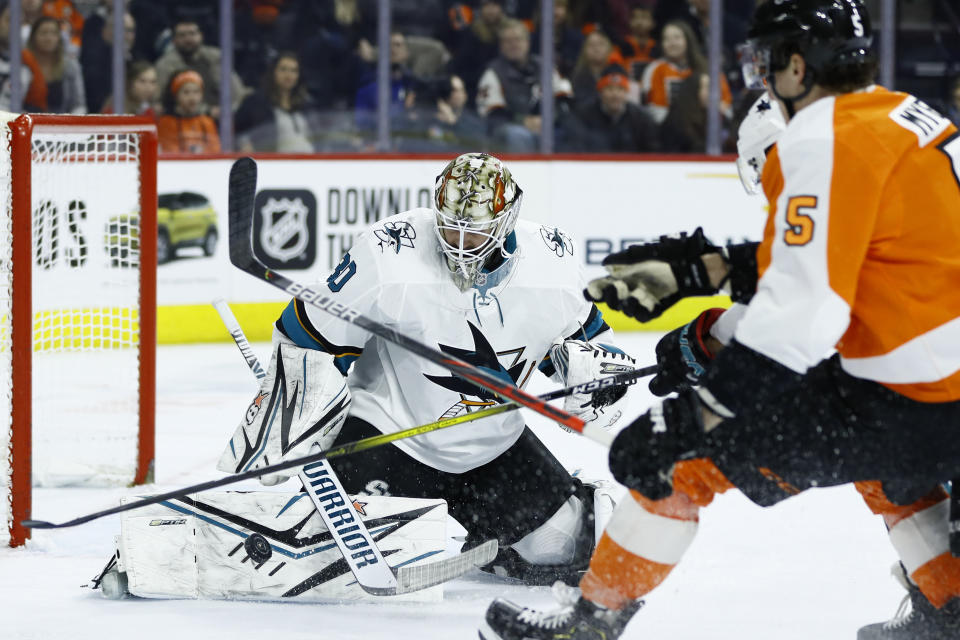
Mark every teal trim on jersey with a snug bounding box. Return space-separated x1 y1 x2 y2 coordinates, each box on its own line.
278 300 325 350
538 305 610 377
277 300 362 376
582 305 608 340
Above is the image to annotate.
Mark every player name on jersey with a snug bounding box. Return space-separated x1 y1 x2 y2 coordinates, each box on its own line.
890 95 951 147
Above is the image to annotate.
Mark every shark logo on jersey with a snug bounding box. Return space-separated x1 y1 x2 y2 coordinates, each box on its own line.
424 321 530 417
540 226 574 257
374 221 416 254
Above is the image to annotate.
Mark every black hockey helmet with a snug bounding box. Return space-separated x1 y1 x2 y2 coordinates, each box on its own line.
738 0 874 93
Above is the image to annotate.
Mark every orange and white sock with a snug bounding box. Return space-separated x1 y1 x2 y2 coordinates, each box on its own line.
580 459 734 609
856 481 960 607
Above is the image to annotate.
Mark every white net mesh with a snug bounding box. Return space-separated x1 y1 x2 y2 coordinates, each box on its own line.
2 119 148 546
31 130 142 487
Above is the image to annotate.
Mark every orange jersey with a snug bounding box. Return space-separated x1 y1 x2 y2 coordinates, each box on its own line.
157 114 221 154
620 36 655 67
640 58 731 121
741 86 960 402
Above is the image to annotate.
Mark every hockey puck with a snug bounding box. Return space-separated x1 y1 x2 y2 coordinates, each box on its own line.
244 533 273 563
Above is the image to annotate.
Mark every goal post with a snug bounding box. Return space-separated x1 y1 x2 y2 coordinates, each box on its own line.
1 113 158 547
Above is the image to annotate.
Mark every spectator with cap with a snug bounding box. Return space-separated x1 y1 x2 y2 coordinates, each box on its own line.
27 15 84 113
573 63 659 152
570 29 620 111
640 19 730 124
476 18 574 152
157 69 220 154
154 16 248 120
235 51 317 153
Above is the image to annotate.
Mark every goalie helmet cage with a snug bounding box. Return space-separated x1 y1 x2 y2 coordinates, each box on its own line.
0 114 158 547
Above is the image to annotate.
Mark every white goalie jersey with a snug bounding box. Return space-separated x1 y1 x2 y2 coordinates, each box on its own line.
276 209 610 473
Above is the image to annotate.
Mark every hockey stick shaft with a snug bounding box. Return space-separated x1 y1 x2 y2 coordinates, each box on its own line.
212 298 400 592
21 365 657 532
226 158 607 441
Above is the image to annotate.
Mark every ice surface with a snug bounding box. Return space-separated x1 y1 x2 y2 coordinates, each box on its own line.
2 335 905 639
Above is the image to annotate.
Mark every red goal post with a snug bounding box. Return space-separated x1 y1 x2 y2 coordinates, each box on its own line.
2 114 157 547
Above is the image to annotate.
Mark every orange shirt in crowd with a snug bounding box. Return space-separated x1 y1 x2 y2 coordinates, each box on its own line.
619 36 656 74
640 58 731 122
157 114 221 154
21 49 48 111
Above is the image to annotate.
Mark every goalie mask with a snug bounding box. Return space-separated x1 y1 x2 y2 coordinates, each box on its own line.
433 153 522 287
736 94 786 195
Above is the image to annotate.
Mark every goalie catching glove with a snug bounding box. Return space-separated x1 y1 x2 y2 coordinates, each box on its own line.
550 339 636 430
218 330 351 485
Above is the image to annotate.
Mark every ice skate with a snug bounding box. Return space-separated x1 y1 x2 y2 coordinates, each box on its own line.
480 582 641 640
858 564 960 640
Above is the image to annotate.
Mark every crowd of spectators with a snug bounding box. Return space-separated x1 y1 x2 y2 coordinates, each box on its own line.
0 0 953 155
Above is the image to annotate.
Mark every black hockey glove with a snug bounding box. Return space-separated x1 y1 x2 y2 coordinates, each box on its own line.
584 228 721 322
608 387 705 501
648 307 725 397
723 242 760 304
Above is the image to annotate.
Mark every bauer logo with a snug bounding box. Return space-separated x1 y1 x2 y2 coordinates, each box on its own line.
253 189 317 269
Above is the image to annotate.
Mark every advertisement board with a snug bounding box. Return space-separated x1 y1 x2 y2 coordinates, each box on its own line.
155 157 766 342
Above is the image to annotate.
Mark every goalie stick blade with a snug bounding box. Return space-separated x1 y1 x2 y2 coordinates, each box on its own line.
228 157 259 274
360 539 499 596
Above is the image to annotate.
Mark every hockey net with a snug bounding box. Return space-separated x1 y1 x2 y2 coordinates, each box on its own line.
0 114 157 547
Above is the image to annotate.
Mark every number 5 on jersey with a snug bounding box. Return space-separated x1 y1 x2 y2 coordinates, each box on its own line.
784 195 818 246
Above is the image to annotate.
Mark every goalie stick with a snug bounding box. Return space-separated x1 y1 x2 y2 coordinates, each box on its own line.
211 297 495 595
225 157 615 444
21 363 656 532
23 157 660 532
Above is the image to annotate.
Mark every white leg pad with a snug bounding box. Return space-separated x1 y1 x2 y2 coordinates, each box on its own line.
115 492 447 602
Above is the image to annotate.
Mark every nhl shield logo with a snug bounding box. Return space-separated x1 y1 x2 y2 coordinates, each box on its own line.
253 189 317 269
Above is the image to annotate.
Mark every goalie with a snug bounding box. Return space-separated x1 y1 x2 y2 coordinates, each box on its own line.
218 152 637 586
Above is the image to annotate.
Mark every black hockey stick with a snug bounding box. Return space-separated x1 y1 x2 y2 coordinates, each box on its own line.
225 158 610 441
211 298 497 595
21 363 657 533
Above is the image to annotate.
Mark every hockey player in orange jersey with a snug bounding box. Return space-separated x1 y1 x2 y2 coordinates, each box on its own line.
481 1 960 639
